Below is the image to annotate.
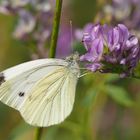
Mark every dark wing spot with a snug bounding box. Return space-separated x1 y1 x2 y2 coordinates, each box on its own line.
19 92 25 97
0 73 5 85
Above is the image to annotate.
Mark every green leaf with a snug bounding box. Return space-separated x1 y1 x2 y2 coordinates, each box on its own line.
106 85 134 107
82 88 97 108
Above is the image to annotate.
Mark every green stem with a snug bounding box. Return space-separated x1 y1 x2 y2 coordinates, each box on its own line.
35 128 43 140
34 0 63 140
49 0 63 58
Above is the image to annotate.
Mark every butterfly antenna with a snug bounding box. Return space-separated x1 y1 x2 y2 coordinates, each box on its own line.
70 20 74 53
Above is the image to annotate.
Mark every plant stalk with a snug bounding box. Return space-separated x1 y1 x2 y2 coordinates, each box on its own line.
35 128 43 140
49 0 63 58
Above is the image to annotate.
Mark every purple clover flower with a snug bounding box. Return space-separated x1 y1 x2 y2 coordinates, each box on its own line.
102 0 140 39
80 23 140 77
0 0 73 58
0 0 53 41
13 9 36 39
0 0 53 58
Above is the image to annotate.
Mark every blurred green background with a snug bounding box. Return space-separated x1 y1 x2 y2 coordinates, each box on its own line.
0 0 140 140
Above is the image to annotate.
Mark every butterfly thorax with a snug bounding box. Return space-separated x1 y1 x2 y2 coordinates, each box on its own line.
65 53 80 77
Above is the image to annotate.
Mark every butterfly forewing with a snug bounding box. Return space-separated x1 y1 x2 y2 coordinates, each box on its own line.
0 59 68 110
0 58 80 127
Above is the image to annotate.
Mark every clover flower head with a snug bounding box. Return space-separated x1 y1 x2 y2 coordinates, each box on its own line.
80 23 140 77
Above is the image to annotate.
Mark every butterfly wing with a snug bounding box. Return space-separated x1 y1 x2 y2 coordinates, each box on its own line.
0 59 68 110
20 65 79 127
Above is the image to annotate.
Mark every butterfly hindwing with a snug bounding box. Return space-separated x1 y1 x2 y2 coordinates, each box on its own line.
20 66 78 127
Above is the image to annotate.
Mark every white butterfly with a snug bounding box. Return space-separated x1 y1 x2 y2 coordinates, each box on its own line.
0 53 80 127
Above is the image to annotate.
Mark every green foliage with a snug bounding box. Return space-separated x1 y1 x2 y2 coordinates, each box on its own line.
7 123 33 140
82 88 97 108
106 85 134 107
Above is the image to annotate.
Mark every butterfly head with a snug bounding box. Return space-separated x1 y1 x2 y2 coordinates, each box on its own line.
65 52 79 62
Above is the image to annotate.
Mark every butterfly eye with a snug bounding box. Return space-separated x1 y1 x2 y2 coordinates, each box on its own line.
0 73 5 85
18 92 25 97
